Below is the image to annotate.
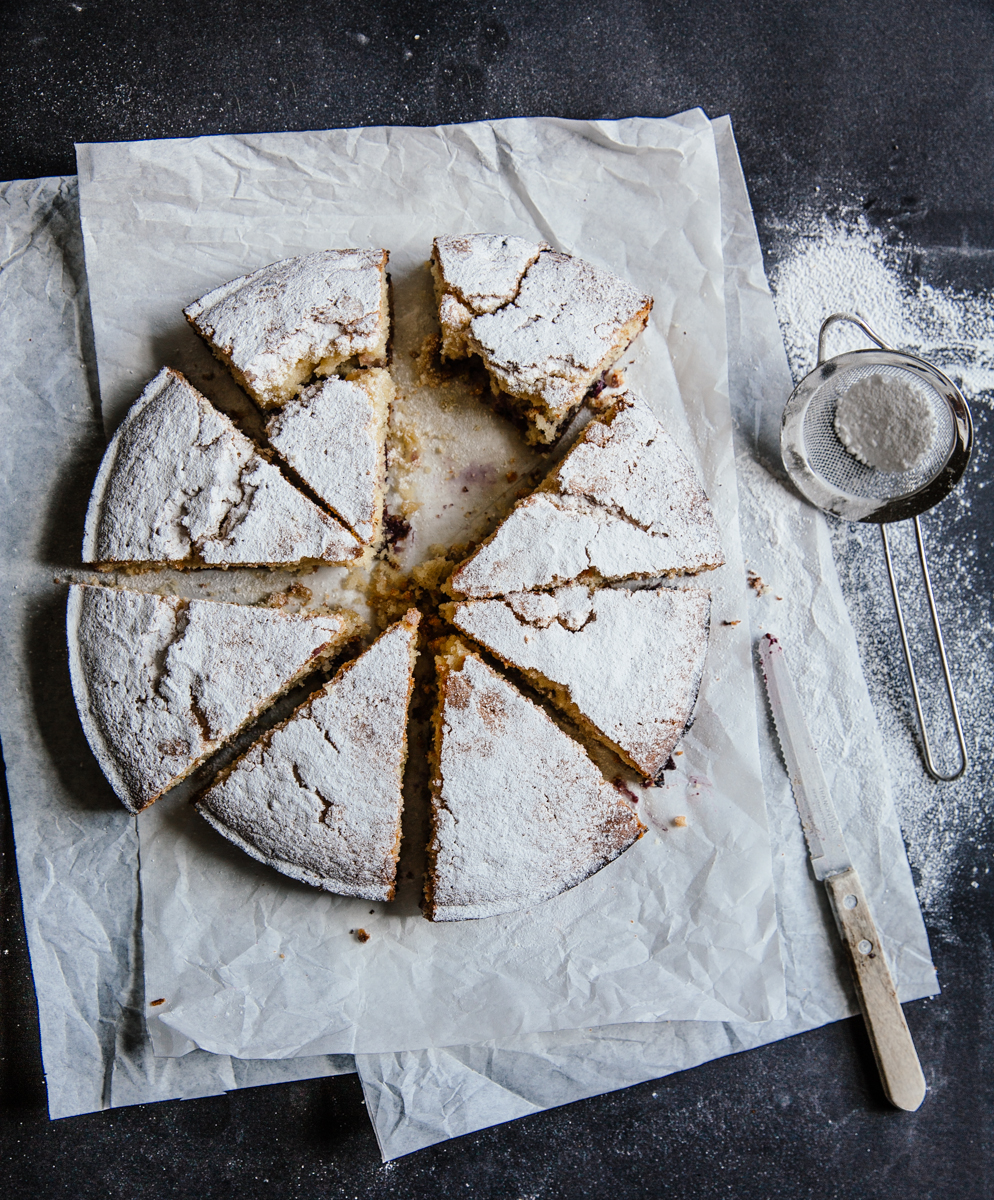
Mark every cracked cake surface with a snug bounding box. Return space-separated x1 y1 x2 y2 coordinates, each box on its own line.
184 249 390 409
449 585 711 781
426 641 645 922
82 368 362 568
266 367 393 544
195 610 419 901
448 392 724 598
70 242 715 916
67 584 362 814
433 235 653 443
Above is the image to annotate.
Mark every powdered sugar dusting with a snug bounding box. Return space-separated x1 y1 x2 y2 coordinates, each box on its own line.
433 234 548 314
266 369 392 544
184 249 389 407
770 211 994 922
770 213 994 403
470 250 652 415
83 368 362 567
451 586 711 779
68 584 359 813
196 612 419 900
428 650 645 921
448 392 724 598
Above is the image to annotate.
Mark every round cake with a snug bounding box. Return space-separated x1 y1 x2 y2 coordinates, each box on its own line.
70 239 722 918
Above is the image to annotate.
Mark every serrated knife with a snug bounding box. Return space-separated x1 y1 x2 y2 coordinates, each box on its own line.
759 633 926 1112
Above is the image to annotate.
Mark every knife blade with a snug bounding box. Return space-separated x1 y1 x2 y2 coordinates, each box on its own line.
759 632 927 1112
759 634 852 880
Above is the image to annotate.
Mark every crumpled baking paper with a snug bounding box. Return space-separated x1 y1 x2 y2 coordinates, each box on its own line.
0 176 356 1117
0 113 935 1136
74 110 784 1061
351 116 938 1159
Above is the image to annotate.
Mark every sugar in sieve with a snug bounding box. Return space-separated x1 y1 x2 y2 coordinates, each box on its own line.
781 313 974 782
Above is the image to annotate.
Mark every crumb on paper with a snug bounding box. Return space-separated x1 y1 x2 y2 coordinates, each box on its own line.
722 618 741 626
149 998 166 1007
672 815 687 828
747 570 773 597
265 580 313 611
355 928 370 943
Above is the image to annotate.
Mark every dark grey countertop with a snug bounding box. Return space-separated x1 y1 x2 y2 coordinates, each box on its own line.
2 2 992 1196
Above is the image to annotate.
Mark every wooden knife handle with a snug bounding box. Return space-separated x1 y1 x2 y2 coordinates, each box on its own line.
824 867 927 1112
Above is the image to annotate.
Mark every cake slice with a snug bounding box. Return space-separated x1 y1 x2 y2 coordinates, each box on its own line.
426 640 645 921
432 235 652 443
447 585 711 782
195 610 420 901
83 368 363 568
67 584 363 814
447 392 724 598
184 249 390 409
430 233 549 359
265 368 393 545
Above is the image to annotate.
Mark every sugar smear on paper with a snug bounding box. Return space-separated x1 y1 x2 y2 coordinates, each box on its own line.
768 212 994 402
767 213 994 926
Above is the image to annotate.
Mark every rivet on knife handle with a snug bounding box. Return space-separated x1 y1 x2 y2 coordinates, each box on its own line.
824 867 926 1111
759 633 927 1111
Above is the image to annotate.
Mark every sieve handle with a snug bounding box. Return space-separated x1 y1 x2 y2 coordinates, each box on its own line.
881 519 968 782
817 313 893 364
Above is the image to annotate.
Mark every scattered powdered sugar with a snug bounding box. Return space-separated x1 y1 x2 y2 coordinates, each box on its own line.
834 373 937 471
828 505 993 926
769 211 994 923
769 212 994 403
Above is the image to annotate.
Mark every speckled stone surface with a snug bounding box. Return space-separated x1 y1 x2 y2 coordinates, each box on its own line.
3 2 994 1197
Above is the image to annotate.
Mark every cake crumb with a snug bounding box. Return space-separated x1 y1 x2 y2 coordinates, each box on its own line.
354 928 370 943
149 998 166 1007
747 570 772 597
266 581 313 611
671 815 687 828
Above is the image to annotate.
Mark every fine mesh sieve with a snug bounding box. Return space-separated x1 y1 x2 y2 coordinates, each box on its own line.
801 362 955 503
781 314 974 781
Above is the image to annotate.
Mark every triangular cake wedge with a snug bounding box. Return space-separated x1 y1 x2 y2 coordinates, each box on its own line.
447 392 724 598
184 249 390 409
67 584 363 814
426 640 645 921
447 586 710 782
195 611 420 901
432 235 652 444
265 368 393 544
83 368 362 568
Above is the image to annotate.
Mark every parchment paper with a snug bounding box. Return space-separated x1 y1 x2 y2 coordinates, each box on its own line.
0 114 935 1135
74 111 784 1061
0 176 356 1117
352 116 938 1159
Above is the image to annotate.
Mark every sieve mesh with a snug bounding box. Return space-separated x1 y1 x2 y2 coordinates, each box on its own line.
801 362 956 501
